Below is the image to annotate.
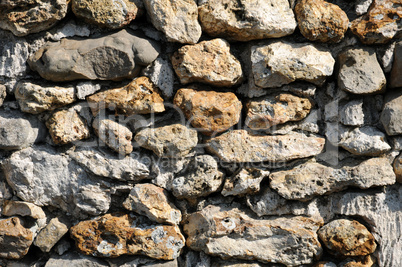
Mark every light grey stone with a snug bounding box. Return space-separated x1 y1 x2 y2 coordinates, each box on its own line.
142 57 175 98
0 84 5 107
340 99 364 126
380 90 402 136
325 122 350 146
46 20 91 41
76 81 102 100
0 31 30 79
221 168 269 197
182 251 211 267
355 0 373 15
151 157 191 190
44 252 109 267
377 41 395 73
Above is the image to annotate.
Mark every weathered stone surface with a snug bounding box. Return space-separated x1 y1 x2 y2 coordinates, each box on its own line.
295 0 349 42
340 99 364 126
221 168 270 197
339 255 376 267
142 57 175 98
87 77 165 117
394 153 402 183
0 217 33 259
390 41 402 88
206 130 325 163
0 84 6 107
269 157 396 201
3 200 46 220
380 90 402 136
313 262 337 267
93 118 133 155
28 30 160 82
44 252 109 267
173 89 242 135
251 42 335 88
70 213 185 259
172 39 243 87
76 81 102 100
143 0 201 44
318 219 376 257
72 0 140 29
245 93 313 130
34 217 69 253
0 0 68 36
123 183 181 225
355 0 373 15
351 0 402 44
198 0 296 41
338 48 386 94
183 205 322 266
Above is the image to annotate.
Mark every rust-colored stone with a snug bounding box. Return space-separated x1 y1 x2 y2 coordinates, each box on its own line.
0 217 33 259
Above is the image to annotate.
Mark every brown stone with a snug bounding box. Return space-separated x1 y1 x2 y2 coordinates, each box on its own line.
390 40 402 88
394 153 402 183
34 217 69 253
173 89 242 135
93 118 133 155
340 255 376 267
0 217 33 259
3 200 46 220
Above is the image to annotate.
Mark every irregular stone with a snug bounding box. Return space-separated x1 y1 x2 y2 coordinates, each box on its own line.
393 153 402 183
172 155 225 200
380 90 402 136
0 0 68 36
70 213 185 260
172 39 243 87
198 0 296 41
313 262 337 267
339 255 376 267
76 81 102 100
0 84 6 107
2 200 46 220
46 20 92 42
34 217 69 253
0 217 33 259
340 99 364 126
355 0 373 15
28 30 160 82
183 205 322 266
221 168 270 197
245 93 313 130
87 77 165 117
107 256 179 267
142 57 175 98
151 157 191 190
143 0 201 44
72 0 140 29
264 109 320 135
123 183 182 225
390 41 402 88
338 48 386 94
351 0 402 44
318 219 376 257
206 130 325 163
44 252 109 267
135 124 198 158
295 0 349 42
251 41 335 88
269 157 395 201
173 89 242 135
93 118 133 155
325 122 350 146
377 40 396 73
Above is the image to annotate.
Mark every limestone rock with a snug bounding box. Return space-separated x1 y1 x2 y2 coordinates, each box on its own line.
221 168 270 197
0 0 68 36
87 77 165 117
183 205 322 266
76 81 102 100
135 124 198 158
143 0 201 44
70 213 185 259
2 200 46 220
318 219 376 257
394 153 402 183
390 41 402 88
34 217 69 253
351 0 402 44
142 57 175 98
28 30 160 82
340 99 365 126
269 157 395 201
251 41 335 88
123 183 182 225
245 93 313 130
206 130 325 163
338 48 386 94
198 0 296 41
44 252 109 267
380 90 402 136
173 89 242 135
295 0 349 43
0 84 6 107
93 118 133 155
0 217 33 259
172 39 243 87
339 255 376 267
355 0 373 15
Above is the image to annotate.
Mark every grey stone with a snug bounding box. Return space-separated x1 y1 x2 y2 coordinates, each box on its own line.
0 84 5 107
380 90 402 136
75 81 102 100
181 251 211 267
142 57 175 98
340 99 364 126
0 31 31 79
34 217 69 253
390 41 402 88
151 157 191 190
44 252 109 267
377 41 395 73
221 168 270 197
325 122 350 146
45 20 91 41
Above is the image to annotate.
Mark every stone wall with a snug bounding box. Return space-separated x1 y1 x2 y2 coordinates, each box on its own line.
0 0 401 266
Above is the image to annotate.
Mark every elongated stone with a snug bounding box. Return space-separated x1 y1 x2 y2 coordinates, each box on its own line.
3 200 46 220
390 41 402 88
221 168 270 197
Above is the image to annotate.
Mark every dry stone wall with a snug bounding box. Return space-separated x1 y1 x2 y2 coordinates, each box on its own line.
0 0 401 266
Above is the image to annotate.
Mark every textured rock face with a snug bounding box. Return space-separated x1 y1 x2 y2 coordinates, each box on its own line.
183 205 323 266
381 90 402 136
340 100 364 126
34 218 69 253
143 0 201 44
28 30 160 82
173 89 242 135
172 39 243 87
0 84 5 107
198 0 296 41
70 213 185 259
338 48 386 95
295 0 349 43
2 200 46 220
0 217 33 259
394 154 402 183
251 42 335 88
206 130 325 163
390 41 402 88
245 93 313 130
93 118 133 155
44 252 109 267
0 0 68 36
221 168 270 197
142 57 175 98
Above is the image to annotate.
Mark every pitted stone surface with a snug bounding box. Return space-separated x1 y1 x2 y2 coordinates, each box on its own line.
93 118 133 155
0 217 33 259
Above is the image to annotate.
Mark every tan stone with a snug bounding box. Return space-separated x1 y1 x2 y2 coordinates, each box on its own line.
340 255 376 267
87 77 165 117
221 168 270 197
173 89 242 135
34 217 69 253
394 153 402 183
3 200 46 220
93 118 133 155
0 217 33 259
171 39 243 87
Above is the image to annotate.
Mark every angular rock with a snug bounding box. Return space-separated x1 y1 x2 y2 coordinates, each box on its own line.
70 213 185 260
183 205 322 266
221 168 270 197
355 0 373 15
75 81 102 100
0 217 33 259
251 41 335 88
2 200 46 220
270 157 395 201
339 255 376 267
142 57 175 98
34 217 69 253
143 0 201 44
173 89 242 135
198 0 296 41
123 183 182 225
135 124 198 158
93 118 133 155
44 252 109 267
245 93 313 130
340 99 364 126
338 48 386 94
206 130 325 163
380 90 402 136
28 30 160 82
318 219 376 257
0 0 68 36
172 39 243 87
87 77 165 117
295 0 349 43
390 41 402 88
394 153 402 183
0 84 6 107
